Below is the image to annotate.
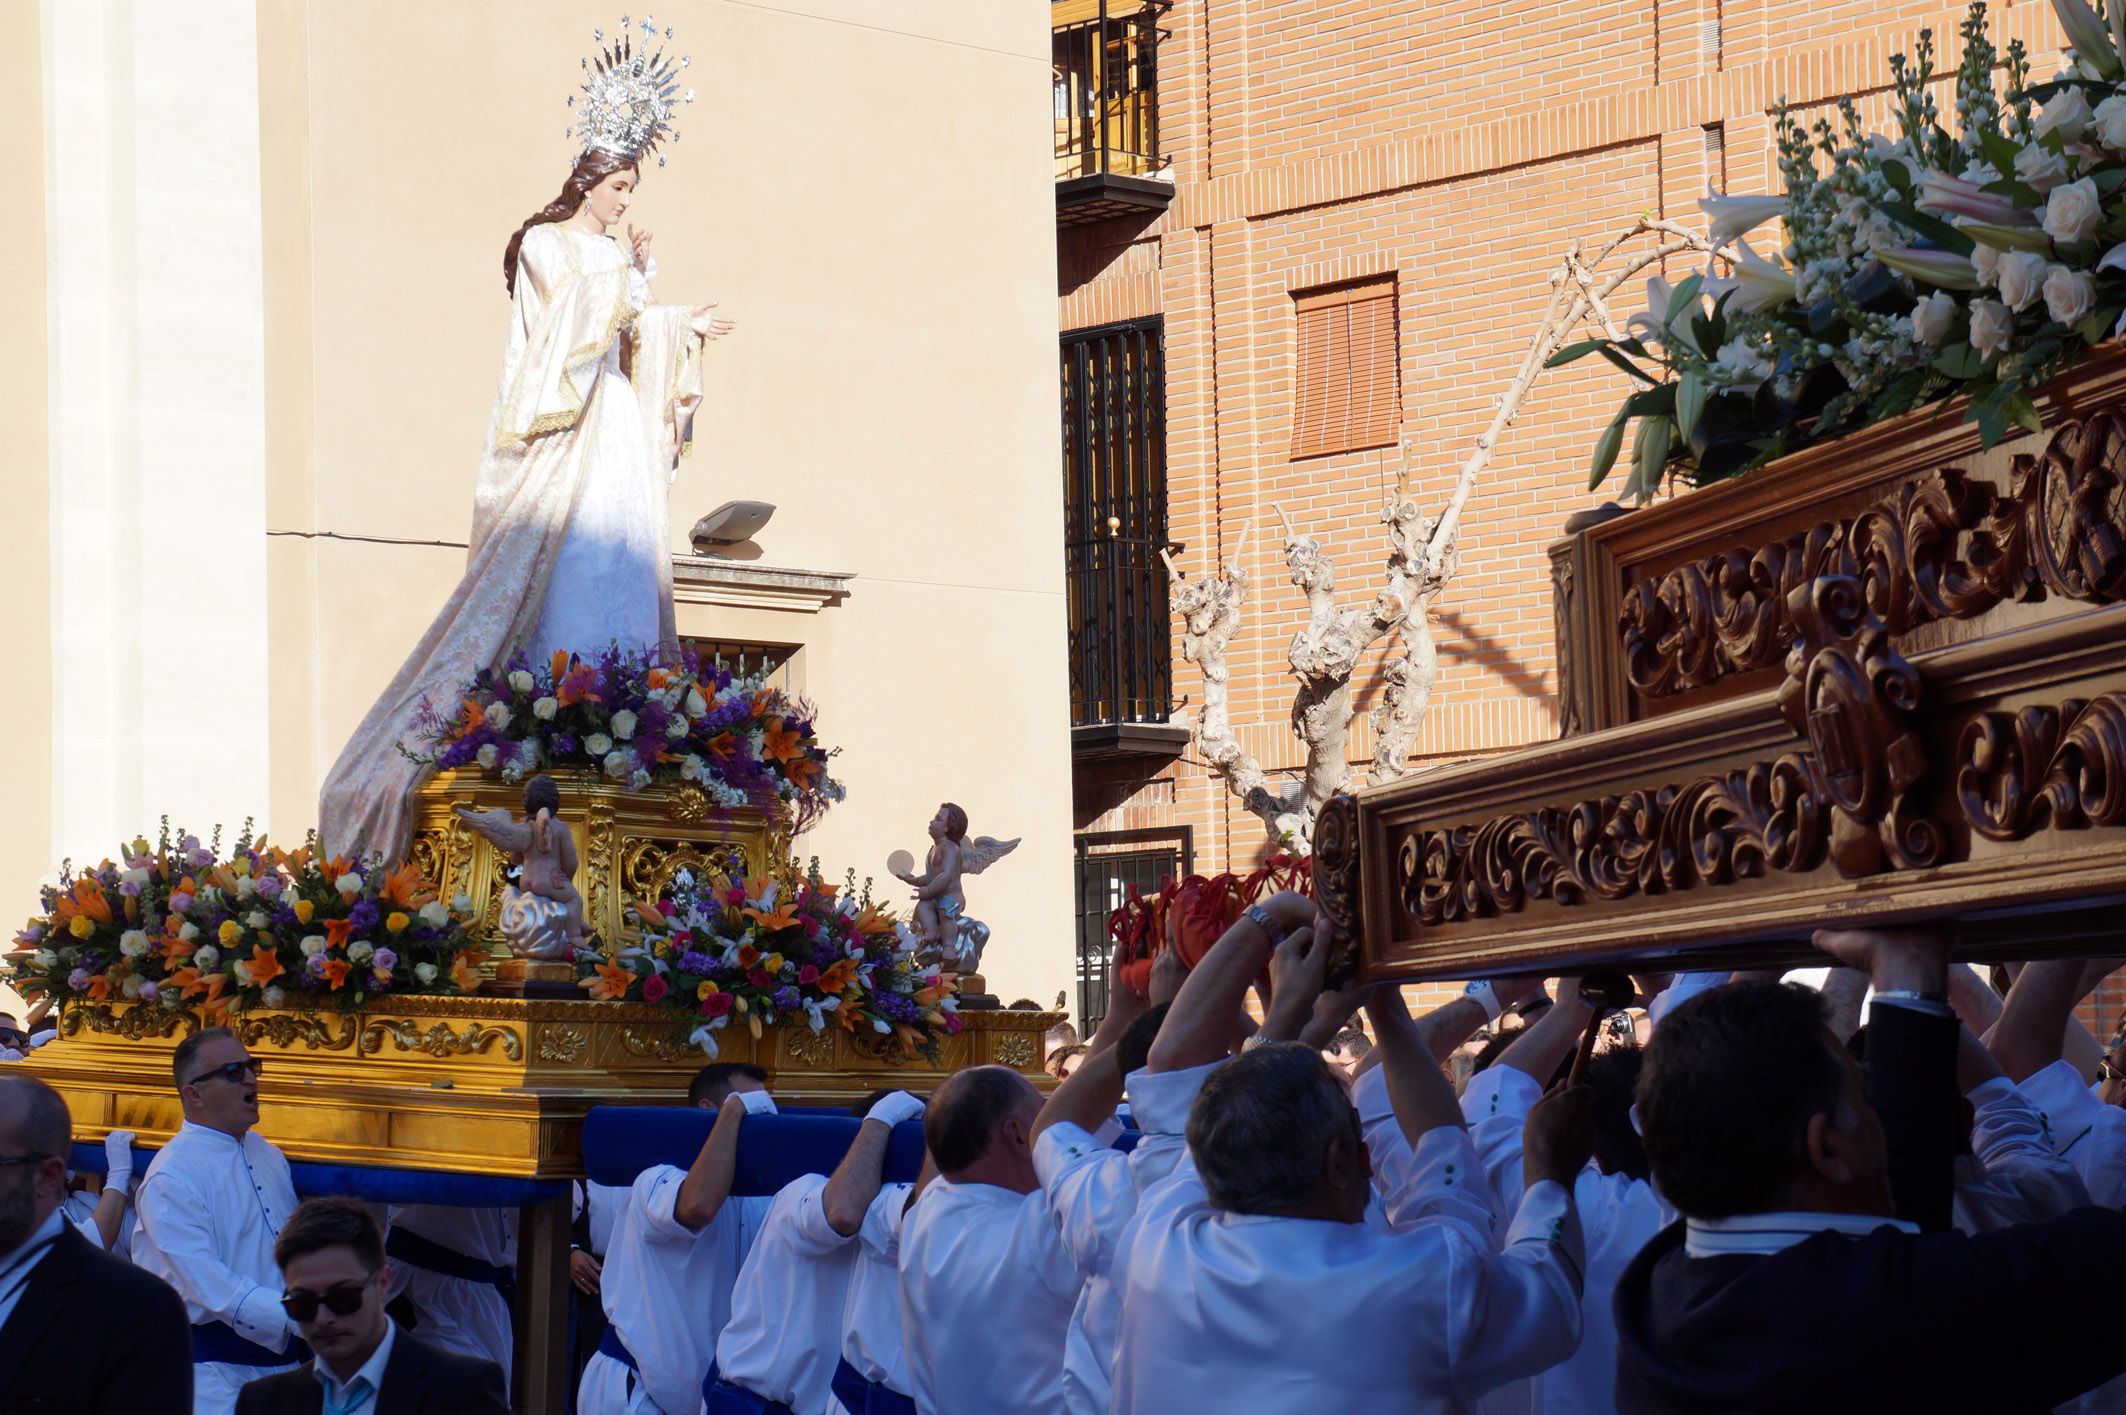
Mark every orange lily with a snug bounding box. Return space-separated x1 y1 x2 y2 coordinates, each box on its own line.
85 972 112 1003
550 649 573 682
783 756 822 789
736 943 762 969
382 862 436 910
580 959 635 1001
320 856 353 885
914 980 952 1008
706 732 737 761
761 719 807 767
647 666 673 690
815 958 858 995
320 957 352 991
450 949 487 994
557 665 602 707
54 877 113 927
850 902 896 936
456 696 486 735
742 901 800 932
323 918 355 950
168 965 207 1000
245 945 285 988
632 902 668 930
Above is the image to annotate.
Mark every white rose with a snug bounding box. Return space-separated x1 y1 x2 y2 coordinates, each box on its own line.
415 961 440 984
2045 263 2098 325
118 929 149 958
532 696 558 721
348 940 375 964
680 754 706 781
2043 178 2102 244
665 715 688 738
2014 142 2070 191
29 948 54 970
121 974 143 999
244 910 268 930
611 710 638 740
336 872 364 897
2096 94 2126 150
2037 86 2093 142
179 922 201 942
262 986 287 1009
452 893 473 914
301 935 328 956
1969 298 2016 356
585 733 613 756
603 750 630 779
1910 291 1957 345
235 874 257 898
120 867 149 890
684 688 709 716
476 744 499 770
1996 250 2050 311
1972 242 2001 287
419 900 451 928
193 944 221 969
508 669 535 693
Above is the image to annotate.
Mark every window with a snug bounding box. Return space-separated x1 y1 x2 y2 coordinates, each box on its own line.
1073 828 1191 1028
680 639 796 694
1061 318 1171 731
1291 278 1399 459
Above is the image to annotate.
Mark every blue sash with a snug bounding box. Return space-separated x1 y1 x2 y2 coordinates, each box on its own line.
192 1321 305 1368
385 1227 516 1301
702 1368 796 1415
595 1324 639 1372
830 1356 916 1415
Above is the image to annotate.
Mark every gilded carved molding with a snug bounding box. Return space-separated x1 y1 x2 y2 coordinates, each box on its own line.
1621 410 2126 700
1957 693 2126 841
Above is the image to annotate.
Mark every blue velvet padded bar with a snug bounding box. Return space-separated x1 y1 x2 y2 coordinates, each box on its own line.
580 1107 930 1192
67 1142 570 1208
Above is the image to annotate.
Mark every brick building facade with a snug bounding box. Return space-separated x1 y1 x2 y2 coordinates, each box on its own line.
1053 0 2096 1017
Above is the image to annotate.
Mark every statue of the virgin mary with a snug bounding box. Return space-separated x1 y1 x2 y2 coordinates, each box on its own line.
320 21 733 863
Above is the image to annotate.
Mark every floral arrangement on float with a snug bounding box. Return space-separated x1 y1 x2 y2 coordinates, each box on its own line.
6 823 485 1017
577 866 963 1061
1567 1 2126 499
405 646 845 829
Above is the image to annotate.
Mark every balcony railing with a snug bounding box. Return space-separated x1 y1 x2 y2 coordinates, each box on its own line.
1053 0 1173 225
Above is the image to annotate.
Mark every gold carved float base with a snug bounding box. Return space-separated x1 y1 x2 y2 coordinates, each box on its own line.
31 998 1061 1178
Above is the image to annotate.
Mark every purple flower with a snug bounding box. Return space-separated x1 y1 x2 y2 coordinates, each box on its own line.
17 924 42 945
66 968 91 991
552 733 578 756
139 980 160 1004
372 948 398 972
772 986 800 1012
119 880 141 898
348 899 380 933
255 874 283 901
875 990 919 1023
679 949 714 976
169 892 193 916
306 954 328 979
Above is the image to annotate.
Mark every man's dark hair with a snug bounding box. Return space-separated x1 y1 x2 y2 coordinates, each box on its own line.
1582 1046 1650 1180
172 1026 239 1089
0 1073 71 1160
524 774 561 818
1637 981 1847 1218
925 1066 1029 1173
851 1086 925 1118
1044 1021 1079 1048
1187 1042 1355 1214
1114 1002 1172 1081
688 1062 770 1108
1330 1027 1374 1059
274 1196 385 1273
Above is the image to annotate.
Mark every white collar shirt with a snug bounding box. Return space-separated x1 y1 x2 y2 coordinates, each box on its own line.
1682 1209 1920 1258
2017 1057 2126 1209
316 1318 398 1414
133 1120 300 1352
715 1172 854 1413
597 1163 772 1415
1952 1075 2091 1233
839 1181 914 1397
586 1179 627 1257
898 1176 1081 1415
0 1209 65 1332
1031 1061 1216 1415
1111 1137 1585 1415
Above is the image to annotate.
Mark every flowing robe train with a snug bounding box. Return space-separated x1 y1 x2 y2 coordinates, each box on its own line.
319 223 704 863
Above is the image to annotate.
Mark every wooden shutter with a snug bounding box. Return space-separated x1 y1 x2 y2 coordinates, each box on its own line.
1291 278 1399 458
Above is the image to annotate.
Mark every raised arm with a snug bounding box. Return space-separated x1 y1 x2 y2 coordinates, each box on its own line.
1147 891 1313 1073
1034 957 1149 1142
1365 986 1466 1143
824 1092 924 1236
1495 978 1595 1086
675 1093 751 1229
1989 959 2091 1084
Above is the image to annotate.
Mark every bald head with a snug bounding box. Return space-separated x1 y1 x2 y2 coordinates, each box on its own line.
0 1073 69 1160
925 1065 1042 1190
0 1073 71 1249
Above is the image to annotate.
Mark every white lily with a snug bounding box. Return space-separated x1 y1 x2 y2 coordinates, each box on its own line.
2052 0 2124 78
1729 239 1797 313
1625 276 1701 355
689 1018 728 1057
1699 189 1786 245
801 996 840 1033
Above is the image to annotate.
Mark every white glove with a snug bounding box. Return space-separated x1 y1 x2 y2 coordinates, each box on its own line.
866 1090 927 1129
103 1130 137 1196
735 1090 779 1117
1463 979 1503 1023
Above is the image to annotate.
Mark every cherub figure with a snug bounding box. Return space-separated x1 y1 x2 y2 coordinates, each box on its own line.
458 775 586 959
893 803 1019 970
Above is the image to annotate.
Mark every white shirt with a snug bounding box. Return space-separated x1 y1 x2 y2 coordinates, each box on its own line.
898 1176 1082 1415
839 1181 914 1396
1462 1065 1670 1415
714 1173 854 1414
586 1179 627 1257
598 1164 771 1415
387 1204 515 1268
1110 1131 1586 1414
1682 1208 1919 1257
0 1209 65 1331
317 1318 398 1412
1951 1076 2091 1233
1033 1061 1215 1415
2019 1058 2126 1208
134 1121 300 1354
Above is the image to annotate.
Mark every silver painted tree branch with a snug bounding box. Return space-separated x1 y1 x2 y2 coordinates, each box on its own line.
1172 217 1718 850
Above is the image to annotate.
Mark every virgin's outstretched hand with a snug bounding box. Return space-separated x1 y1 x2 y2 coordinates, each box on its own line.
690 302 737 341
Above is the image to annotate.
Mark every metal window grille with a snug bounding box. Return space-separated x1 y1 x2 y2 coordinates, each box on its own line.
1052 0 1169 180
1073 827 1191 1028
1062 318 1172 730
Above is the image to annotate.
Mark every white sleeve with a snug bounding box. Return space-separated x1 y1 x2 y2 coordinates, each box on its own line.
1382 1124 1504 1242
1648 972 1727 1030
858 1182 913 1263
1460 1064 1543 1210
632 1166 702 1245
778 1175 850 1259
134 1171 292 1349
1440 1179 1587 1403
1124 1059 1224 1136
2016 1060 2126 1208
1034 1124 1136 1278
1952 1078 2091 1230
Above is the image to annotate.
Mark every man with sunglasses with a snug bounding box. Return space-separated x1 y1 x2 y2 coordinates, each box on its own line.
235 1197 507 1415
0 1071 190 1412
135 1026 305 1415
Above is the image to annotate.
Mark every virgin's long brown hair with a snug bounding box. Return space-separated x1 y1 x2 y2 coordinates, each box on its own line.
502 150 640 295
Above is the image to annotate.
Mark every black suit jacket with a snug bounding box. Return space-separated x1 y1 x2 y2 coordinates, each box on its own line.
1613 1003 2126 1412
235 1323 509 1415
0 1220 192 1413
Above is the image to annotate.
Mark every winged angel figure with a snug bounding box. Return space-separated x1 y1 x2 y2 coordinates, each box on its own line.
892 802 1019 971
458 776 587 960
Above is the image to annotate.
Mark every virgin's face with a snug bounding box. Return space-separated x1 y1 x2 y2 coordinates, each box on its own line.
580 169 637 229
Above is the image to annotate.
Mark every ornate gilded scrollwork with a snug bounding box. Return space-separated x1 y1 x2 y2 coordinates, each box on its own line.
537 1024 590 1064
1311 794 1364 985
667 783 711 823
357 1019 524 1061
583 801 617 940
781 1025 835 1067
405 830 447 897
237 1014 359 1052
1957 693 2126 840
63 1003 198 1042
619 1026 697 1063
850 1030 912 1068
620 839 744 906
994 1033 1036 1069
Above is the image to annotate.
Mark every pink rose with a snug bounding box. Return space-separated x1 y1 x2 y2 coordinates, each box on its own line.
643 974 669 1003
748 968 772 989
701 991 734 1018
798 965 820 985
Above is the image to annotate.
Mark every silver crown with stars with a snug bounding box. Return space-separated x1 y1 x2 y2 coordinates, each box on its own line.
567 14 695 167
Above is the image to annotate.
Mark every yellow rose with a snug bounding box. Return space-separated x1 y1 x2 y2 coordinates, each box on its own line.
217 920 242 946
762 954 784 973
68 915 94 939
293 899 314 924
696 981 717 1000
385 911 409 934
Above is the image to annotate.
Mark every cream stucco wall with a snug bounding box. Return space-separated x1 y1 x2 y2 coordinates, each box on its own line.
9 0 1075 1009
